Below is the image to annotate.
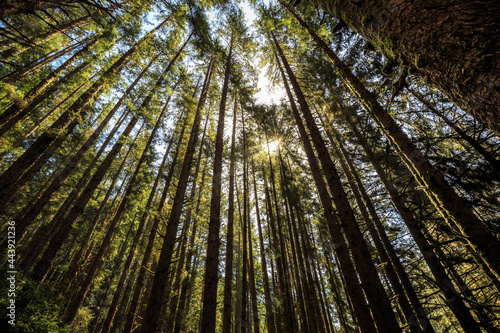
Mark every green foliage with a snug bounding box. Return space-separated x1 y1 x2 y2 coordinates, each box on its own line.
0 271 69 333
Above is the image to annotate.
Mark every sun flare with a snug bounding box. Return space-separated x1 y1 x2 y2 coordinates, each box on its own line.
265 139 280 154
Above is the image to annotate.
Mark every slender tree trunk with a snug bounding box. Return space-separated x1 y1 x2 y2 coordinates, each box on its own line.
251 159 276 333
0 38 100 135
0 13 93 49
241 109 249 333
10 53 159 240
222 99 238 333
201 34 233 333
328 121 436 332
0 14 91 60
0 37 97 135
274 42 378 333
1 39 80 83
287 8 500 281
29 107 143 282
165 113 209 333
139 57 214 333
298 0 500 134
247 193 260 333
0 67 93 159
173 158 209 333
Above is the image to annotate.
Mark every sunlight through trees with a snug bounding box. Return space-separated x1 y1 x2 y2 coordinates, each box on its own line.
0 1 499 332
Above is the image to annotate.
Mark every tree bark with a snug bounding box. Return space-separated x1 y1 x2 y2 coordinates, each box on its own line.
302 0 500 134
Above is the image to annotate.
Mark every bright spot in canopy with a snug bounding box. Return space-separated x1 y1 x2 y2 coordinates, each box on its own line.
266 139 280 154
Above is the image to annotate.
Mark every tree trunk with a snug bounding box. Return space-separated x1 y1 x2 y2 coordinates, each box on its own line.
0 14 91 60
222 99 238 333
165 113 209 333
10 53 159 240
276 57 377 332
301 0 500 134
29 108 143 282
251 159 276 333
65 76 178 324
173 158 209 333
1 39 80 83
0 36 97 135
409 88 500 177
346 116 483 332
201 34 233 333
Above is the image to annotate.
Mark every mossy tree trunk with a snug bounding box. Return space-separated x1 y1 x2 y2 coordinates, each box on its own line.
304 0 500 134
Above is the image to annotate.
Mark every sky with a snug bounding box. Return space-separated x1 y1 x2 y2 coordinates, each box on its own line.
207 0 287 106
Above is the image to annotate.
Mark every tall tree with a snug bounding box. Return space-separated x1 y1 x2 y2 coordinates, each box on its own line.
201 30 233 333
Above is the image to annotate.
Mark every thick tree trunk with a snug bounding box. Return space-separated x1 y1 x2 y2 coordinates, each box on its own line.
315 108 431 332
304 0 500 134
201 35 233 333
